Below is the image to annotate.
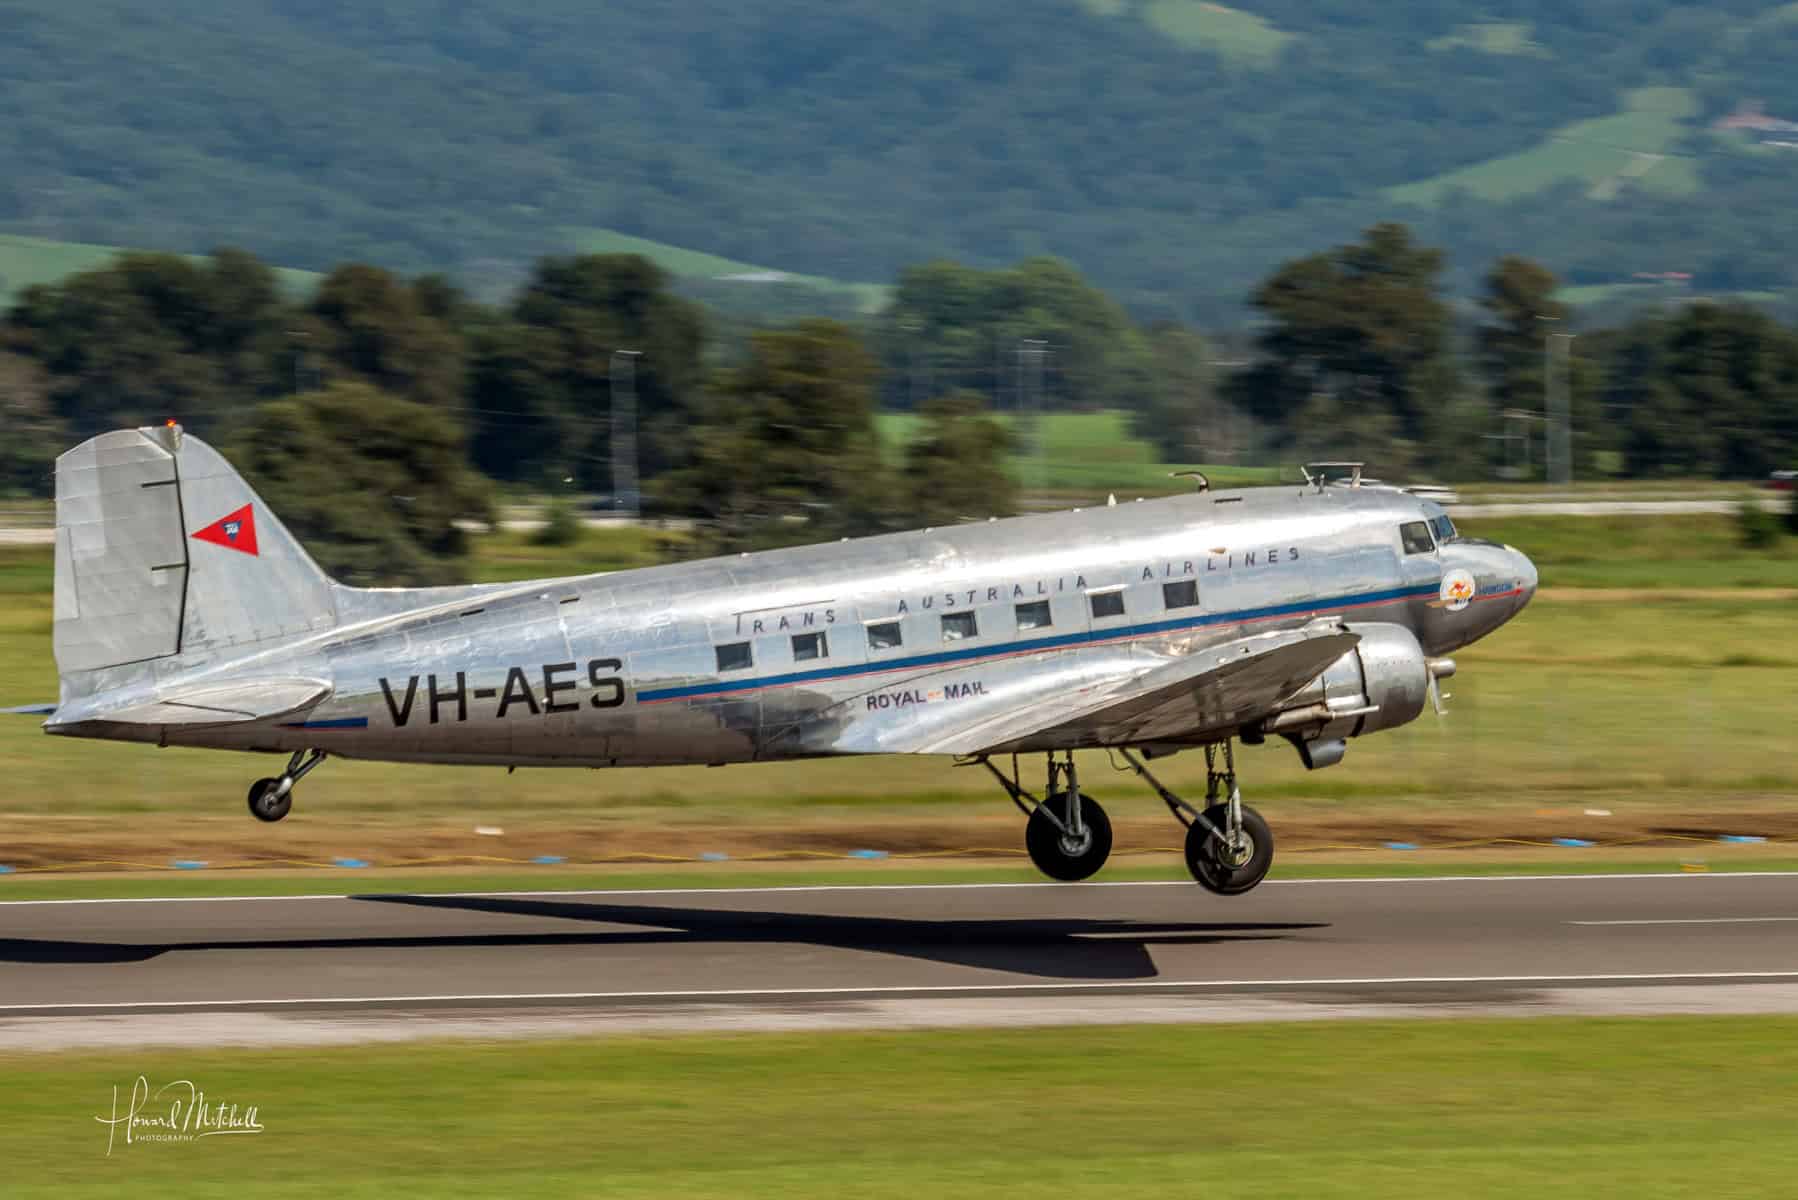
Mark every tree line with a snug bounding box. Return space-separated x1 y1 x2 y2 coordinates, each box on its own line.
3 228 1796 582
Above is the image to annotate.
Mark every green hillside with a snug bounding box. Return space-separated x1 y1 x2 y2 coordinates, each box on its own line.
4 1 1798 317
0 235 321 310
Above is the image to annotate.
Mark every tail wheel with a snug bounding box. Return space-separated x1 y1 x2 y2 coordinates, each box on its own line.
1025 792 1113 882
1185 803 1273 895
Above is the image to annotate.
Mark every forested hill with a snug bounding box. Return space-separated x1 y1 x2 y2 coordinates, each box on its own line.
5 0 1798 319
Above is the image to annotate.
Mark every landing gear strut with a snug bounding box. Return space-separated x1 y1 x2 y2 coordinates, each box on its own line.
1117 742 1274 896
980 752 1113 882
246 749 327 823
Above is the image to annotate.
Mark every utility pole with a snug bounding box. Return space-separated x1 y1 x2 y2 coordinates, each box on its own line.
1537 315 1574 486
1017 338 1047 494
610 350 641 519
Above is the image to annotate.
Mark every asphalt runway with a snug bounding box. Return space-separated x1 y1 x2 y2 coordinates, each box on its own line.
4 873 1798 1048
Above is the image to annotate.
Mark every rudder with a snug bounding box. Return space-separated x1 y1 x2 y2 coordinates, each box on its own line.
54 424 338 692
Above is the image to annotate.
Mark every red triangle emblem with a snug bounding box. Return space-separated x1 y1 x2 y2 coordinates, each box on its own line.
191 503 260 556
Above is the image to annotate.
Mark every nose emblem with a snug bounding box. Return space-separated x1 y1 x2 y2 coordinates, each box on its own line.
1438 569 1476 612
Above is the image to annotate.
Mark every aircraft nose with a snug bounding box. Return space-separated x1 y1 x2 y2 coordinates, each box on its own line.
1510 545 1538 611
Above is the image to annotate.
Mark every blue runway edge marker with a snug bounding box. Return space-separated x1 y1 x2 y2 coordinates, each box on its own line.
333 857 370 869
0 865 13 875
1384 842 1419 851
1554 838 1595 848
848 849 890 860
532 855 565 865
698 851 730 862
172 860 208 870
1719 835 1767 844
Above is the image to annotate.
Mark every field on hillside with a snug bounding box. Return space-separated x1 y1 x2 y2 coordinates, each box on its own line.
1388 87 1701 207
0 235 320 309
566 227 888 313
10 1019 1798 1197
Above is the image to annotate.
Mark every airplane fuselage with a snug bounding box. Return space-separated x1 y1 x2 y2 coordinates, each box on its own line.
48 483 1536 769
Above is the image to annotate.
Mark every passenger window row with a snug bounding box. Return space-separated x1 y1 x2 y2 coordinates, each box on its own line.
716 579 1205 673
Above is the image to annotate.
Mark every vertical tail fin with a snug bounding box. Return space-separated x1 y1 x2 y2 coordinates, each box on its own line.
53 424 339 696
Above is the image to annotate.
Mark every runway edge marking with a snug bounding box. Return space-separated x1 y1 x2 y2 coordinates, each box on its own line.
9 971 1798 1014
3 871 1798 906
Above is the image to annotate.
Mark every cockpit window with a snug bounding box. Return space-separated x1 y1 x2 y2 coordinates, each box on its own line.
1431 514 1456 542
1400 521 1436 555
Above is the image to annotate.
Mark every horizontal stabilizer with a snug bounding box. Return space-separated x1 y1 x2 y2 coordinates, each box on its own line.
95 677 332 726
1 703 57 716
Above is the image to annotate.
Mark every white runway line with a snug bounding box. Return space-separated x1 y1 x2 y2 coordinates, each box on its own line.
1569 917 1798 926
8 970 1798 1014
3 870 1797 907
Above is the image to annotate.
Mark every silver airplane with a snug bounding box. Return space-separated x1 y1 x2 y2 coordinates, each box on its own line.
13 427 1536 895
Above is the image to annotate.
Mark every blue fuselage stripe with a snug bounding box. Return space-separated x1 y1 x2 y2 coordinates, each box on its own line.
279 717 370 730
635 582 1436 704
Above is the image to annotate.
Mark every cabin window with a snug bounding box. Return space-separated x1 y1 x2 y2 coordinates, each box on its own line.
866 620 903 650
715 642 753 672
792 631 827 662
941 611 978 641
1162 580 1199 610
1400 521 1436 555
1088 589 1126 620
1015 600 1052 631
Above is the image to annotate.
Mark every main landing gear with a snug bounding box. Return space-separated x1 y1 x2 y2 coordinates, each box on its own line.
981 751 1113 881
246 749 327 823
1118 742 1273 896
976 742 1273 895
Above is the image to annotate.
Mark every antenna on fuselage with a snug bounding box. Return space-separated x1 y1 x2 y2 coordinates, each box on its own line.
1303 461 1364 492
1169 469 1211 493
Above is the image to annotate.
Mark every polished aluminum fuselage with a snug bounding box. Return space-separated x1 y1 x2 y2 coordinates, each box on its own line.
48 485 1536 766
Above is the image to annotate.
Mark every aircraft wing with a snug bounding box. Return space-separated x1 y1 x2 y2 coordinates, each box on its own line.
89 677 333 726
814 623 1359 757
1 704 57 717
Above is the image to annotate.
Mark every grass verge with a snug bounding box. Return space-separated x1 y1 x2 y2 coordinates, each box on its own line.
9 1018 1798 1196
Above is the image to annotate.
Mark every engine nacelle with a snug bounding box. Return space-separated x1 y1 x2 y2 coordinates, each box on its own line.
1257 624 1432 768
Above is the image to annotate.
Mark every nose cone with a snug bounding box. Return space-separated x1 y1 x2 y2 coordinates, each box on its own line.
1510 545 1538 614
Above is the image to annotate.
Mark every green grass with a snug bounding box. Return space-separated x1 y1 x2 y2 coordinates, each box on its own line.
1388 87 1700 207
10 1018 1798 1196
877 409 1282 495
1426 21 1547 56
1456 513 1798 588
3 856 1793 902
565 227 889 313
1139 0 1294 65
0 234 320 309
1559 282 1783 308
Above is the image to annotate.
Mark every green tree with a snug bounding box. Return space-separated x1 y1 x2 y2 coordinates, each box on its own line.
307 263 465 409
1230 223 1458 472
7 250 297 439
877 258 1151 414
1129 323 1215 462
1476 256 1567 416
0 351 64 496
900 391 1016 526
229 383 494 585
658 319 887 551
472 255 707 489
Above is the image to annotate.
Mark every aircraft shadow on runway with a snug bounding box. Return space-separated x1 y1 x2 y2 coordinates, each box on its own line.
0 894 1328 980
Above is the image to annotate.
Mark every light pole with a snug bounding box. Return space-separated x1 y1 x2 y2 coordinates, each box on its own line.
1537 315 1574 486
610 350 641 520
1017 338 1047 493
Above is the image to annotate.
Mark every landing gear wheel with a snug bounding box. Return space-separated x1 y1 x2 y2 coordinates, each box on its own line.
1026 792 1113 882
247 778 292 823
1185 803 1272 896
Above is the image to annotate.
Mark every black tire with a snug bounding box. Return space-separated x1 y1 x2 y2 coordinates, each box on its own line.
247 778 292 823
1025 792 1113 882
1185 803 1273 896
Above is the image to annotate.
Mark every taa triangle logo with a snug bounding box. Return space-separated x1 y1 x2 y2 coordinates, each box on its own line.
191 504 260 556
